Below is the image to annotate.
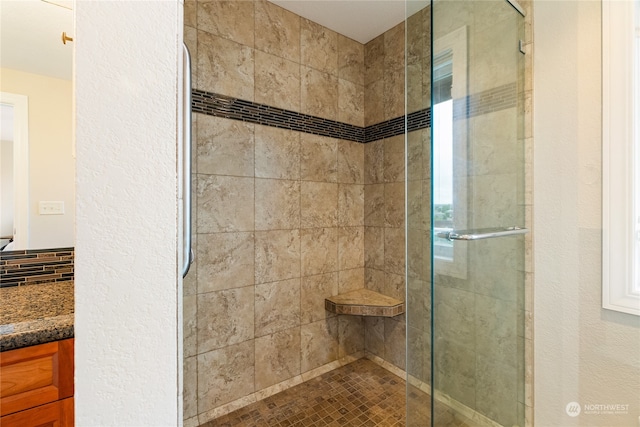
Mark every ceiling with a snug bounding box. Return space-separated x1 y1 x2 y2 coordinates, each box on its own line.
270 0 427 44
0 0 73 81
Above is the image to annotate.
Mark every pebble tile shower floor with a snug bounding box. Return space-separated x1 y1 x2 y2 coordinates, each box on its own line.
200 358 475 427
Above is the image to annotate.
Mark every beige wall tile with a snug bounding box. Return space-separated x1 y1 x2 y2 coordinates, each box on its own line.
406 9 426 66
337 140 364 184
255 50 301 111
255 0 300 62
338 226 364 270
197 341 255 412
255 327 302 390
338 34 364 86
475 355 519 426
197 115 254 176
301 318 339 372
384 182 405 228
365 268 385 294
197 232 254 293
364 34 384 85
301 67 338 120
407 63 425 114
255 278 301 337
338 268 365 294
384 272 405 302
406 130 425 182
364 139 384 184
300 227 338 276
338 315 365 358
469 110 518 176
475 294 518 368
407 278 429 332
384 318 406 370
197 175 254 233
433 286 475 346
364 184 384 227
197 287 254 353
364 316 385 358
407 325 426 381
184 294 197 358
184 355 198 419
198 0 255 47
301 18 338 75
300 134 337 182
433 338 476 409
364 226 384 270
301 272 339 324
407 180 426 234
406 227 425 281
384 22 405 72
338 184 364 227
364 79 384 126
300 182 338 228
338 79 364 127
383 67 405 120
255 229 301 284
470 173 518 228
184 0 196 27
384 227 405 276
197 31 254 101
383 135 405 183
255 179 300 230
255 126 300 180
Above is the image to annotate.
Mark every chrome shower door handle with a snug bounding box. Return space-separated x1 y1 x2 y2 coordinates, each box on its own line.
181 43 193 278
436 226 529 241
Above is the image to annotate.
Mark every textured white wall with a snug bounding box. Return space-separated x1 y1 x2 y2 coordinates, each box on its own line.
0 68 74 249
75 1 182 425
534 1 640 425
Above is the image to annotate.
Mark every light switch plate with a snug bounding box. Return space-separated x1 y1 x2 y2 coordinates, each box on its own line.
39 201 65 215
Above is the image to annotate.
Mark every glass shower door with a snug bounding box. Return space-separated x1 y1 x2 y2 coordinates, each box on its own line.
407 0 526 426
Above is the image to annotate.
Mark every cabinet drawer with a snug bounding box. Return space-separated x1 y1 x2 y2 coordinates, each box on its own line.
0 397 74 427
1 339 74 417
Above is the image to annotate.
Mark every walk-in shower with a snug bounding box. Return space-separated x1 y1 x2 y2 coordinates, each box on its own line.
183 0 529 425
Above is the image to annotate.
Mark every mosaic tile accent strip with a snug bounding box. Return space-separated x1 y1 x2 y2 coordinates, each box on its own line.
0 248 74 288
325 289 405 317
453 82 518 120
192 90 366 143
192 82 516 144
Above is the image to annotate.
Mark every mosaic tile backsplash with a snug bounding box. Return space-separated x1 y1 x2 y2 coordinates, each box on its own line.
0 248 74 288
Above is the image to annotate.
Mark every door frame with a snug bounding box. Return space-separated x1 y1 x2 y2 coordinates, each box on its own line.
1 92 29 250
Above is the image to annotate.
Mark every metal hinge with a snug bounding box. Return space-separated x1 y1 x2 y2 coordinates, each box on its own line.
519 39 526 55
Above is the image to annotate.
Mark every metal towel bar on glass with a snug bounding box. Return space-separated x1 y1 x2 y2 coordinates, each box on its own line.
436 226 529 241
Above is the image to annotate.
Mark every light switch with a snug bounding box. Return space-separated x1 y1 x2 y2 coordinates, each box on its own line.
39 201 65 215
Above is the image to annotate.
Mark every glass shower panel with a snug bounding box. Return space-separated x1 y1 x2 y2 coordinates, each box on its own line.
405 1 433 426
406 0 526 426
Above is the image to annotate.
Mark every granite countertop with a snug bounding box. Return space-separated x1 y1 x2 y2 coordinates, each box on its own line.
0 281 74 352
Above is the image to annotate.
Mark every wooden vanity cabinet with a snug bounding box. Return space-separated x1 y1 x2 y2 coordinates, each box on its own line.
0 338 74 426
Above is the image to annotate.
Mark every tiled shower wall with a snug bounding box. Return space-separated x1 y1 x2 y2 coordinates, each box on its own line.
182 1 384 424
362 23 409 373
